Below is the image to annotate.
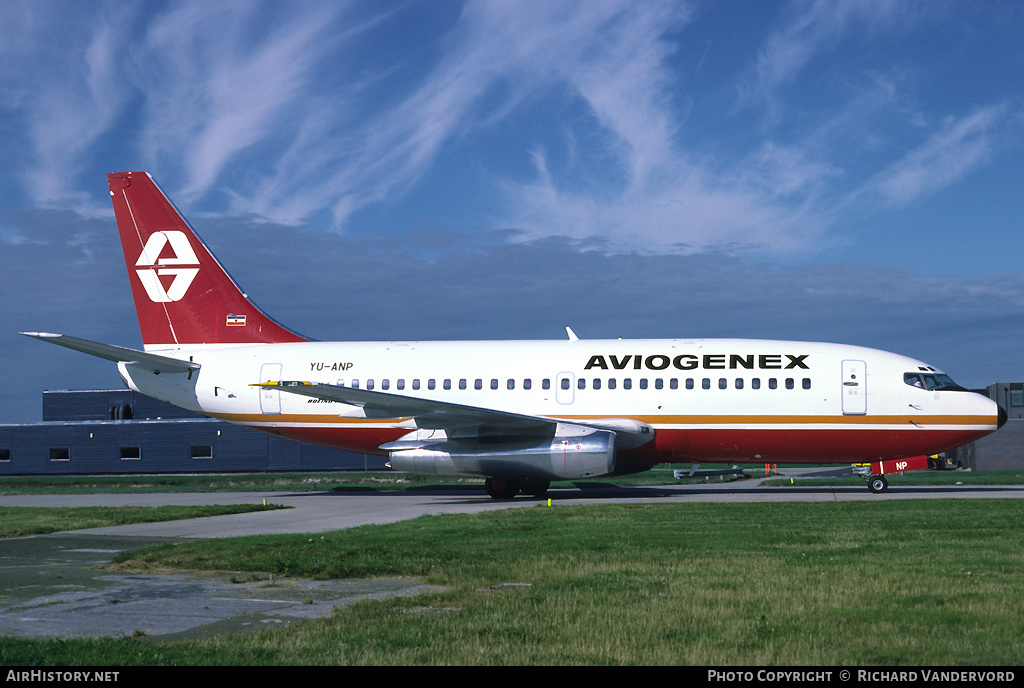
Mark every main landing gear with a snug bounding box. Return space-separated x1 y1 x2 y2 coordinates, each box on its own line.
484 477 551 500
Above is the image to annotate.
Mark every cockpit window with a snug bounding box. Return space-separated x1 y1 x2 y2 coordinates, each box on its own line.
903 372 966 391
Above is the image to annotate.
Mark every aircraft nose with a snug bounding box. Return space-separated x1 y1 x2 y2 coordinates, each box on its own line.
998 404 1008 429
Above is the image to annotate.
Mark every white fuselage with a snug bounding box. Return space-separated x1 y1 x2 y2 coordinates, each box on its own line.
119 337 1001 468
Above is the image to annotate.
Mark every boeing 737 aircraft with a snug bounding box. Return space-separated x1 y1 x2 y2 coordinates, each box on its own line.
23 172 1006 498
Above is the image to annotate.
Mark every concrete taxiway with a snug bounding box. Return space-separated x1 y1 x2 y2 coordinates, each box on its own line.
3 474 1023 640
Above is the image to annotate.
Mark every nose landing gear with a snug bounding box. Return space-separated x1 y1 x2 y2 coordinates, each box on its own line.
867 475 888 493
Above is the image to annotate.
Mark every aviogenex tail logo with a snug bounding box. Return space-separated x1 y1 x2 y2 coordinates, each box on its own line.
135 231 200 303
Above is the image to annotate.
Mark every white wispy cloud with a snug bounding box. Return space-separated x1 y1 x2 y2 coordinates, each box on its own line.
742 0 917 113
0 0 1019 261
0 1 135 211
132 1 350 204
865 106 1007 207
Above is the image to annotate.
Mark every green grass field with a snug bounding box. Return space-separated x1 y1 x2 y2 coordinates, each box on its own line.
2 499 1022 665
0 503 288 537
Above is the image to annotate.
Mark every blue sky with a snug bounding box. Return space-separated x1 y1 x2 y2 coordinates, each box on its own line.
3 0 1024 423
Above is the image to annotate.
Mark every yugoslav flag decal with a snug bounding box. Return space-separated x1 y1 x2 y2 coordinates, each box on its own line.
135 230 200 303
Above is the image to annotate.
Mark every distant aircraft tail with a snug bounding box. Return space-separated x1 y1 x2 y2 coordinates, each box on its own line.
108 172 307 349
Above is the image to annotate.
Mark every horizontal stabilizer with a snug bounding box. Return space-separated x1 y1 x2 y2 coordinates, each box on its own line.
20 332 199 374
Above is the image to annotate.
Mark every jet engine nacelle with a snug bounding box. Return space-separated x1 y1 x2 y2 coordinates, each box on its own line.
388 426 616 481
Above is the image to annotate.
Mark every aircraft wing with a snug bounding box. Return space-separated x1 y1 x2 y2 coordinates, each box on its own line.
20 332 200 375
253 380 655 448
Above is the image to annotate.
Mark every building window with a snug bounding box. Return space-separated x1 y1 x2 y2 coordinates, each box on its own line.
191 445 213 460
49 447 70 461
0 448 10 462
120 446 141 461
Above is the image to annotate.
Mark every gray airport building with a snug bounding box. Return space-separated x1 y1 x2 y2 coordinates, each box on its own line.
0 389 385 476
1 385 1021 476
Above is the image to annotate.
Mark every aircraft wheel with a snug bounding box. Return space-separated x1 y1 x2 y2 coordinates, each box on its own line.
485 477 520 500
521 479 550 497
868 475 888 494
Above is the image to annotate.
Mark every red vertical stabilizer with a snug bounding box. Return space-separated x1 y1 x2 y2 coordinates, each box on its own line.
108 171 307 348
